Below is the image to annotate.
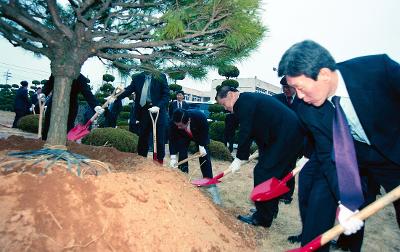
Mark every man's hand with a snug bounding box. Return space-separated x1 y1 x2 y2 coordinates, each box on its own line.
229 158 244 173
337 204 364 235
38 93 46 102
148 106 160 113
199 146 207 157
94 106 105 115
169 155 177 168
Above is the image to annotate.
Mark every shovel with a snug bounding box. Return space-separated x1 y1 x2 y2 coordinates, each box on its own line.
287 185 400 252
37 97 45 139
67 87 124 141
149 109 159 161
250 165 302 202
191 150 259 187
173 152 202 168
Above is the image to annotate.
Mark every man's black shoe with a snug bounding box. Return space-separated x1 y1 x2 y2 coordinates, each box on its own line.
287 233 302 243
237 214 271 228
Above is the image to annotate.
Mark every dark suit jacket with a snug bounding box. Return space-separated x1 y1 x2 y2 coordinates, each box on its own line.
169 100 189 117
234 92 304 167
118 72 169 121
14 86 31 113
169 109 210 155
297 54 400 200
273 93 301 112
224 112 239 139
43 74 99 125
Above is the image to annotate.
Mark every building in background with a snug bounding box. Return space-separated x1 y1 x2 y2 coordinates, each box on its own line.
210 76 281 100
181 86 211 103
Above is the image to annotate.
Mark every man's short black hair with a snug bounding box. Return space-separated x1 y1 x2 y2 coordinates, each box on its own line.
172 108 189 124
20 80 28 87
278 40 337 80
176 90 185 96
215 85 238 100
280 76 288 86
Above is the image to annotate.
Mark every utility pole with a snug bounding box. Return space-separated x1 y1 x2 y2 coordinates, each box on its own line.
3 70 12 84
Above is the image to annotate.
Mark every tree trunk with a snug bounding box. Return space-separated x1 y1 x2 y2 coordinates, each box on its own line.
46 76 73 146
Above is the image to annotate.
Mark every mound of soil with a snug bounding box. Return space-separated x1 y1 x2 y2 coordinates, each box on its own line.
0 136 256 251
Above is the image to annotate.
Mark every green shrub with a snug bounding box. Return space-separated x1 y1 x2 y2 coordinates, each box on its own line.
209 121 225 142
82 127 138 153
117 125 130 131
208 103 225 113
17 114 40 133
209 112 226 122
116 120 129 126
122 105 131 112
188 140 232 161
209 140 232 161
119 111 130 120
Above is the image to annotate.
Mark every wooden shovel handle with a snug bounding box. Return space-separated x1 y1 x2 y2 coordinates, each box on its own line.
89 86 124 123
297 185 400 251
174 152 202 168
222 150 259 176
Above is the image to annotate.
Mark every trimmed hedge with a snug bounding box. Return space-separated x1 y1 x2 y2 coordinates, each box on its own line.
188 140 232 161
209 121 225 142
16 114 40 133
82 127 138 153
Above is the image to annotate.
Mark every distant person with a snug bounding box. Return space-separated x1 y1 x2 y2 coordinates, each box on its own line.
216 86 303 228
224 112 238 153
41 74 104 140
278 39 400 251
12 80 31 128
169 108 221 205
30 87 42 114
169 90 189 118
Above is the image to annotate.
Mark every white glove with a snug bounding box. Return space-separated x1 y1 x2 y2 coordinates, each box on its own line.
38 93 46 102
230 158 244 173
169 155 177 168
337 204 364 235
29 106 33 112
94 106 105 115
199 146 207 157
105 95 116 104
135 120 140 124
148 106 160 113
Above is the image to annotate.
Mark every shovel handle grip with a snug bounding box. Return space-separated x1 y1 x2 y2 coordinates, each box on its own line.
293 186 400 251
281 165 303 184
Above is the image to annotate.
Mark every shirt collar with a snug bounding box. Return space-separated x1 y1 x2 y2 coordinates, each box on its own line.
328 70 349 102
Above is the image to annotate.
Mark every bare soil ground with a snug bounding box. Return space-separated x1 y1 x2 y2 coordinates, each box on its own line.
0 110 399 251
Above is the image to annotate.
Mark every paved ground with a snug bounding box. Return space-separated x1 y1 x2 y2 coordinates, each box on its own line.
0 111 38 139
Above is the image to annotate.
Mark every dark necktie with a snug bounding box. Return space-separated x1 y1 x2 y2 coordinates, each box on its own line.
178 101 181 109
286 96 293 105
332 96 364 211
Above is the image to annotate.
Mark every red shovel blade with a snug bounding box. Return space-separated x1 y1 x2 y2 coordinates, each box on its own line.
67 121 92 141
286 235 322 252
191 172 224 186
250 177 290 202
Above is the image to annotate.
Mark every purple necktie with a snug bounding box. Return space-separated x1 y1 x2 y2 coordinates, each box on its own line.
332 96 364 211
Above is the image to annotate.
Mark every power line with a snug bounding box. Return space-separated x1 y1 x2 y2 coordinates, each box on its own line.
0 61 50 74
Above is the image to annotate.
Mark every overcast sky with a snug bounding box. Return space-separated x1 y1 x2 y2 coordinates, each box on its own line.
1 0 399 91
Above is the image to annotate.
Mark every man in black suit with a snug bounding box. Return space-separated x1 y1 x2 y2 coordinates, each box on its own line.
41 74 103 140
273 76 303 205
278 40 400 251
216 86 304 227
169 108 221 204
12 80 32 128
273 76 301 112
116 71 170 164
169 90 189 117
224 111 239 153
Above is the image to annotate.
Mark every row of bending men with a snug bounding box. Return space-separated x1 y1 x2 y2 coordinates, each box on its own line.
36 39 399 252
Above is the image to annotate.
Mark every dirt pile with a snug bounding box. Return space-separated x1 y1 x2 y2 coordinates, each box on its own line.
0 136 256 251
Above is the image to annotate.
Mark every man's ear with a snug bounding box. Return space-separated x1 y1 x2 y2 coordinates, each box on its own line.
318 68 332 82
